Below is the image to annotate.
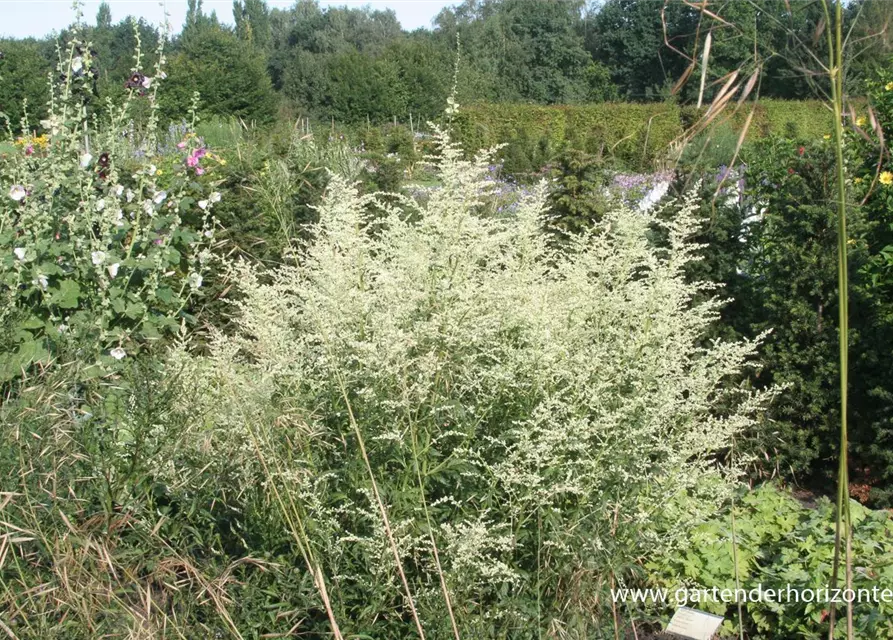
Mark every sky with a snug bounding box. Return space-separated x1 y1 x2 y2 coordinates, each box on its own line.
0 0 458 38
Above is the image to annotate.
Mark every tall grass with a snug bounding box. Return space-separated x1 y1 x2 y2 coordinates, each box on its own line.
823 0 854 636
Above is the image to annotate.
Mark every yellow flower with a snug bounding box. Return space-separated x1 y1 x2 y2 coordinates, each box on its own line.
823 134 831 140
880 171 893 185
887 82 893 91
856 116 867 127
854 177 863 184
219 158 227 166
156 169 163 176
847 238 856 246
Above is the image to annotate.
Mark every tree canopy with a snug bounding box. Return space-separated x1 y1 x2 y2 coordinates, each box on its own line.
2 0 892 127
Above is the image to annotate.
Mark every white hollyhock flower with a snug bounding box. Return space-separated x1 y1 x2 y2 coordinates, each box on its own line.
95 199 106 212
107 263 119 278
33 274 48 289
114 184 124 197
147 164 157 175
143 201 155 217
13 247 26 260
209 191 221 203
9 185 27 201
71 57 83 73
187 272 203 289
109 347 127 360
91 250 106 265
141 76 153 89
80 153 93 168
153 190 167 204
125 189 135 202
198 200 208 210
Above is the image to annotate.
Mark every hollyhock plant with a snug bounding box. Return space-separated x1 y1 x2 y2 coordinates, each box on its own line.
0 24 220 379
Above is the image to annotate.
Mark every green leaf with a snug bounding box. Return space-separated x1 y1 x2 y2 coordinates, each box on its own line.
166 247 182 265
155 286 174 303
49 280 82 309
125 302 146 319
20 316 45 329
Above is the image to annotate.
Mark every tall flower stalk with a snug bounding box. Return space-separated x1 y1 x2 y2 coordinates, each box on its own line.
823 0 854 637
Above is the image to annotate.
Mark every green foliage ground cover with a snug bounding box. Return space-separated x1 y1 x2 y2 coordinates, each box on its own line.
647 484 893 639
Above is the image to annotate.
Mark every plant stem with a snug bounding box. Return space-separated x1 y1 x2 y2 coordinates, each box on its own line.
823 0 854 637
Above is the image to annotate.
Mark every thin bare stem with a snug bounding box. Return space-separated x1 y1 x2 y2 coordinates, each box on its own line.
822 1 854 638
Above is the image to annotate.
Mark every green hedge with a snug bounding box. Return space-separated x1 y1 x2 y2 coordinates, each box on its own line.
680 99 859 142
453 99 865 172
453 102 683 170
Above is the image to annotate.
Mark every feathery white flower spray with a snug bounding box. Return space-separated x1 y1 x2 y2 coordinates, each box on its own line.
171 123 774 636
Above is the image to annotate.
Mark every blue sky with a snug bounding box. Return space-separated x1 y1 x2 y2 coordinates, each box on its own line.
0 0 458 38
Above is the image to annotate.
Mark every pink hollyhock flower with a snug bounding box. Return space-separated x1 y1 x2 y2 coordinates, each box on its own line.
186 155 198 168
177 141 186 149
195 166 205 176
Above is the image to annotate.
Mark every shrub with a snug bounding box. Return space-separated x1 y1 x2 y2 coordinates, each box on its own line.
169 126 773 637
161 25 278 126
671 85 893 505
0 38 53 133
544 148 612 239
723 113 893 502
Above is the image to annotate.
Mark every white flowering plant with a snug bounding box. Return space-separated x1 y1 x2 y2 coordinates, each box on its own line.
167 124 775 636
0 25 219 380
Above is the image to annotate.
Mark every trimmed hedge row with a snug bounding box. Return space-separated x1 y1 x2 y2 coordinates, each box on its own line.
453 102 684 169
680 99 857 141
454 99 859 171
